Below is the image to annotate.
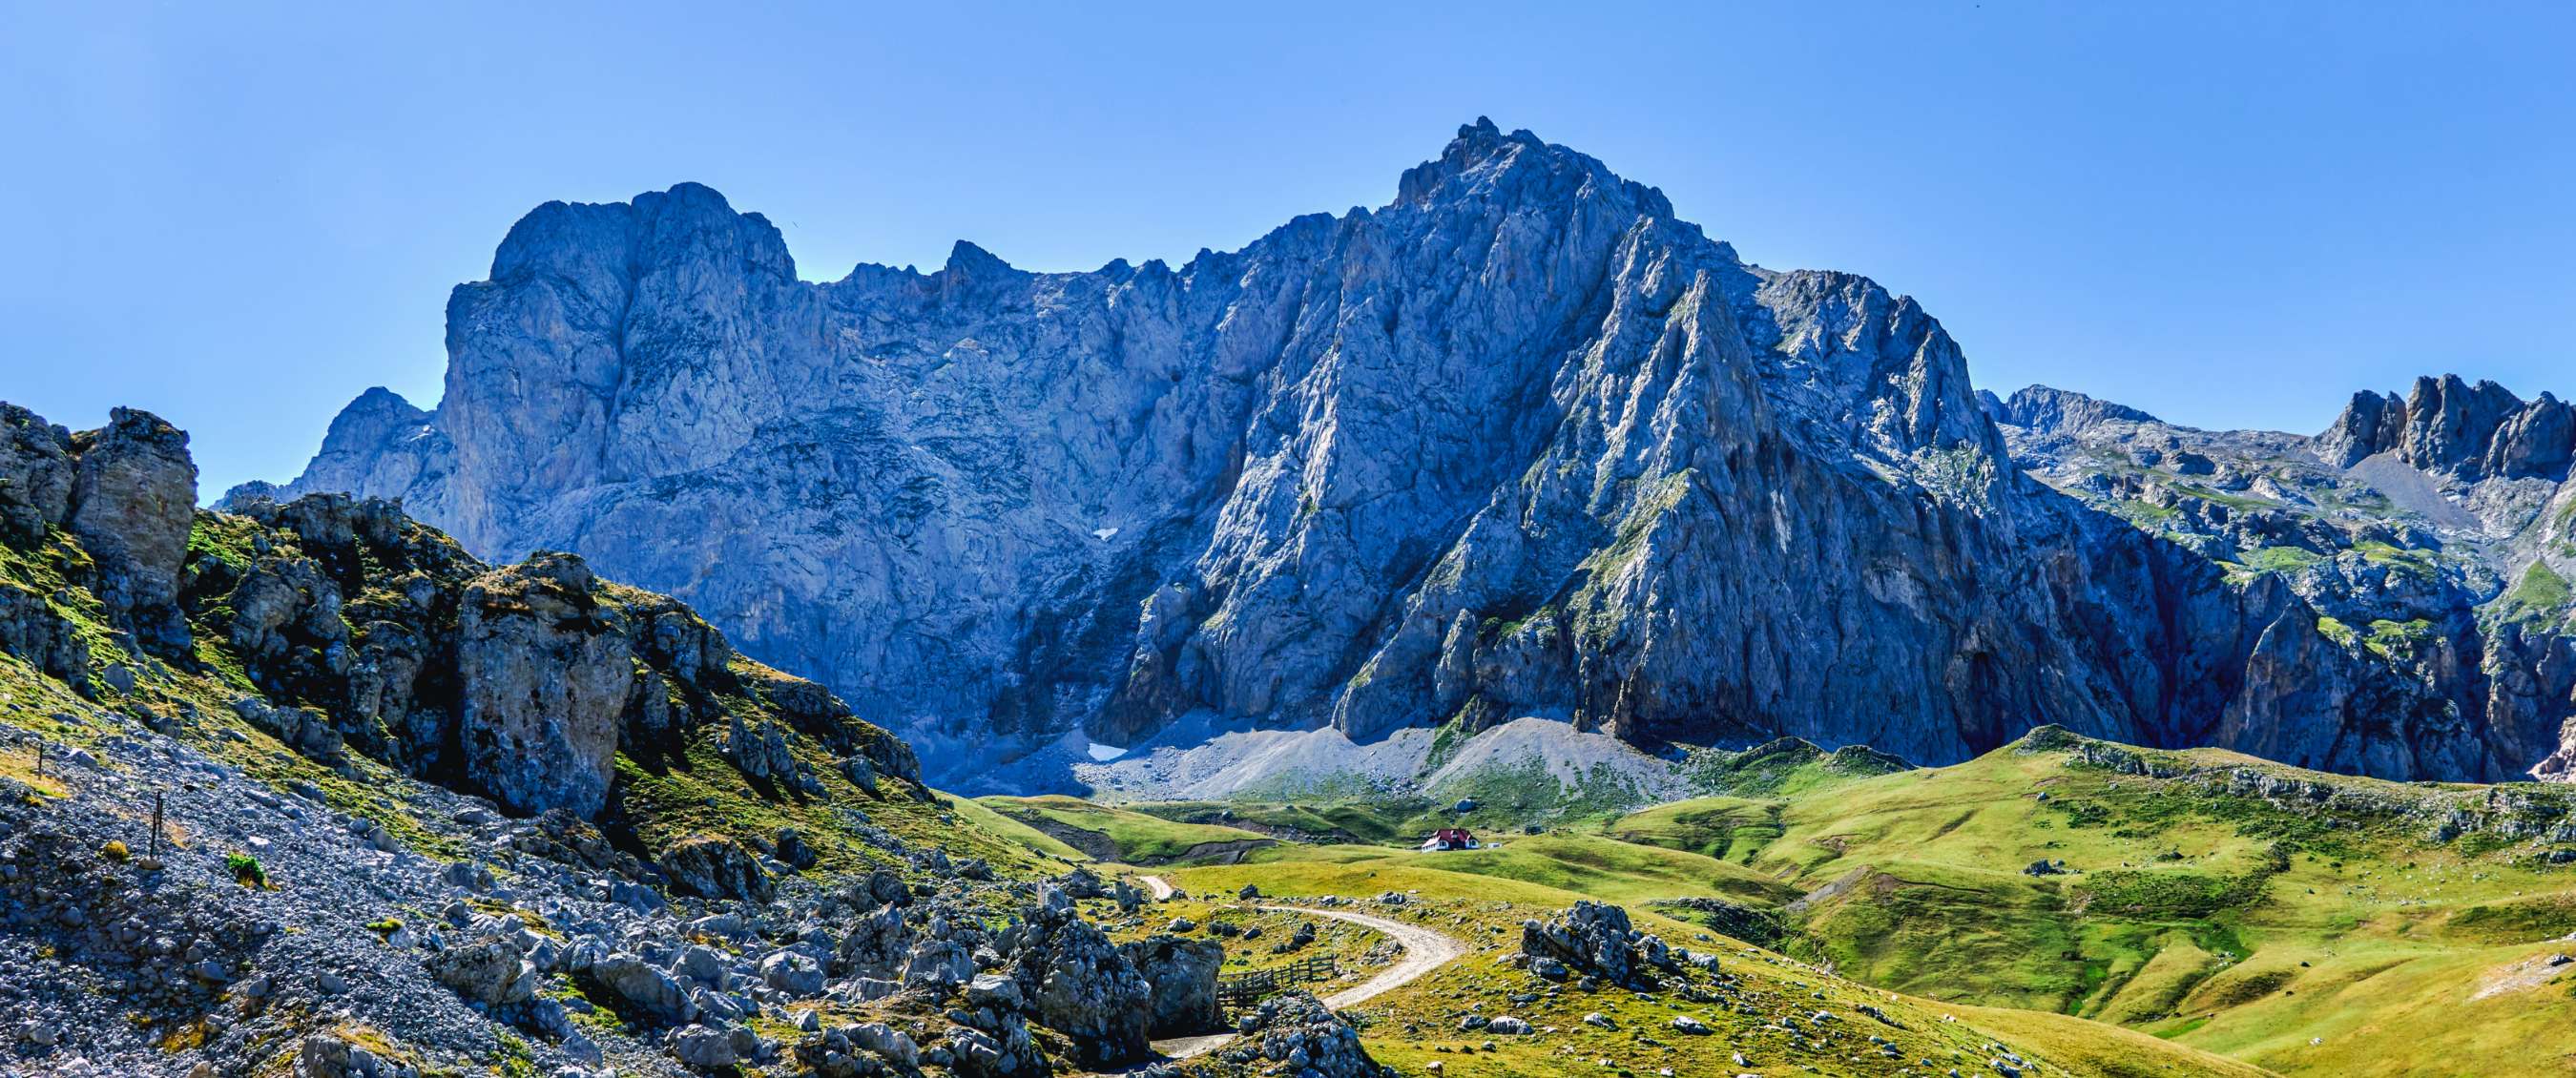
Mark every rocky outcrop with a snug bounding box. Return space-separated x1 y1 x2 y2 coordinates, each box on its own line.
456 552 634 817
2318 375 2574 481
252 121 2571 787
0 404 74 547
1 402 926 841
1215 991 1388 1078
1520 901 1663 988
999 890 1152 1067
65 408 197 649
1117 935 1223 1036
658 835 773 902
0 584 90 696
1991 375 2576 783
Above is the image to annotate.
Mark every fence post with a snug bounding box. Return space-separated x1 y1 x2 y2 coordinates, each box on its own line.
150 790 163 857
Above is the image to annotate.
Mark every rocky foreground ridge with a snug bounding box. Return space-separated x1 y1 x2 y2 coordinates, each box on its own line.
2 401 1381 1077
252 119 2576 788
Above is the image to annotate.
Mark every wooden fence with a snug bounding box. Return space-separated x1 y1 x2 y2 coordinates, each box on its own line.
1215 955 1340 1007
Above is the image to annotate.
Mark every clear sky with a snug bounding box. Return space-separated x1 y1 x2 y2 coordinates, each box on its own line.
5 2 2571 496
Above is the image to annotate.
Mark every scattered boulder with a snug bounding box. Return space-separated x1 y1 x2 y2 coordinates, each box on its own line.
1218 991 1385 1078
589 953 699 1026
1120 935 1223 1036
760 950 825 995
661 834 774 902
1520 901 1652 987
426 934 535 1007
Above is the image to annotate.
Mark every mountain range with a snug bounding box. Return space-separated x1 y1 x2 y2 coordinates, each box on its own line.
240 119 2576 793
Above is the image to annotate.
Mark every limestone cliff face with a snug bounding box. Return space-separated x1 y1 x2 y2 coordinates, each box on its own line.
255 120 2566 787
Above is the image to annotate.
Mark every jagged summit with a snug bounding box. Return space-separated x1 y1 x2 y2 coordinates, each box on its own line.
2317 373 2573 480
1979 384 2162 432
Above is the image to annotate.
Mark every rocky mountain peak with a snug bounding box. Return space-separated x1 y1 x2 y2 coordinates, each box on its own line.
1396 116 1675 222
1979 384 2162 433
2316 373 2573 480
488 180 796 289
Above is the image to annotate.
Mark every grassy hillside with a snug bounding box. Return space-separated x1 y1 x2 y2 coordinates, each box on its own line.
1151 857 2264 1078
976 794 1278 863
1074 726 2576 1074
1599 727 2576 1074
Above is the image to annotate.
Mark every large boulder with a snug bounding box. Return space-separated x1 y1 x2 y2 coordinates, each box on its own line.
1219 991 1386 1078
1118 935 1223 1036
455 551 634 816
426 934 536 1007
1004 898 1153 1067
660 834 773 902
65 407 195 646
294 1031 395 1078
588 952 698 1026
1520 901 1647 988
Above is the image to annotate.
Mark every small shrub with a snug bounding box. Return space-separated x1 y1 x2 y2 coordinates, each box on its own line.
100 840 130 861
225 852 268 888
364 918 403 934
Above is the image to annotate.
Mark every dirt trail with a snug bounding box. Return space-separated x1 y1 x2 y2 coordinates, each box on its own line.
1134 876 1468 1060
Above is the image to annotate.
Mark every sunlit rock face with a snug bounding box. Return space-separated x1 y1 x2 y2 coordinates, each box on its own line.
254 119 2576 789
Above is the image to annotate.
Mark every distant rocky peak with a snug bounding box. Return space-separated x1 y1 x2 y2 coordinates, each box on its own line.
1979 384 2161 433
2316 373 2572 480
488 180 797 289
1396 116 1675 221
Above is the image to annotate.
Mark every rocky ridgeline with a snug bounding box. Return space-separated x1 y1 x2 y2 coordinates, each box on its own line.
1987 378 2576 783
2025 726 2576 857
0 402 1290 1077
239 118 2557 791
2317 375 2574 481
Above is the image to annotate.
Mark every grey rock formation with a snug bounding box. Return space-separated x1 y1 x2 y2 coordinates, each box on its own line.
658 835 773 902
426 935 536 1007
1118 935 1223 1036
1521 901 1649 988
67 407 197 648
455 552 634 817
1218 990 1386 1078
2318 375 2574 481
254 120 2573 787
0 404 74 547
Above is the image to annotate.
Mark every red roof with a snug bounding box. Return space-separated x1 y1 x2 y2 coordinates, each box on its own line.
1431 828 1473 840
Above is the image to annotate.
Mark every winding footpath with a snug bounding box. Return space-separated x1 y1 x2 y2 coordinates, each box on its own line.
1134 876 1468 1061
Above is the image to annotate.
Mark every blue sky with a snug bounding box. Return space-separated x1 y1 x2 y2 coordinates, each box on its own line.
5 2 2571 496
